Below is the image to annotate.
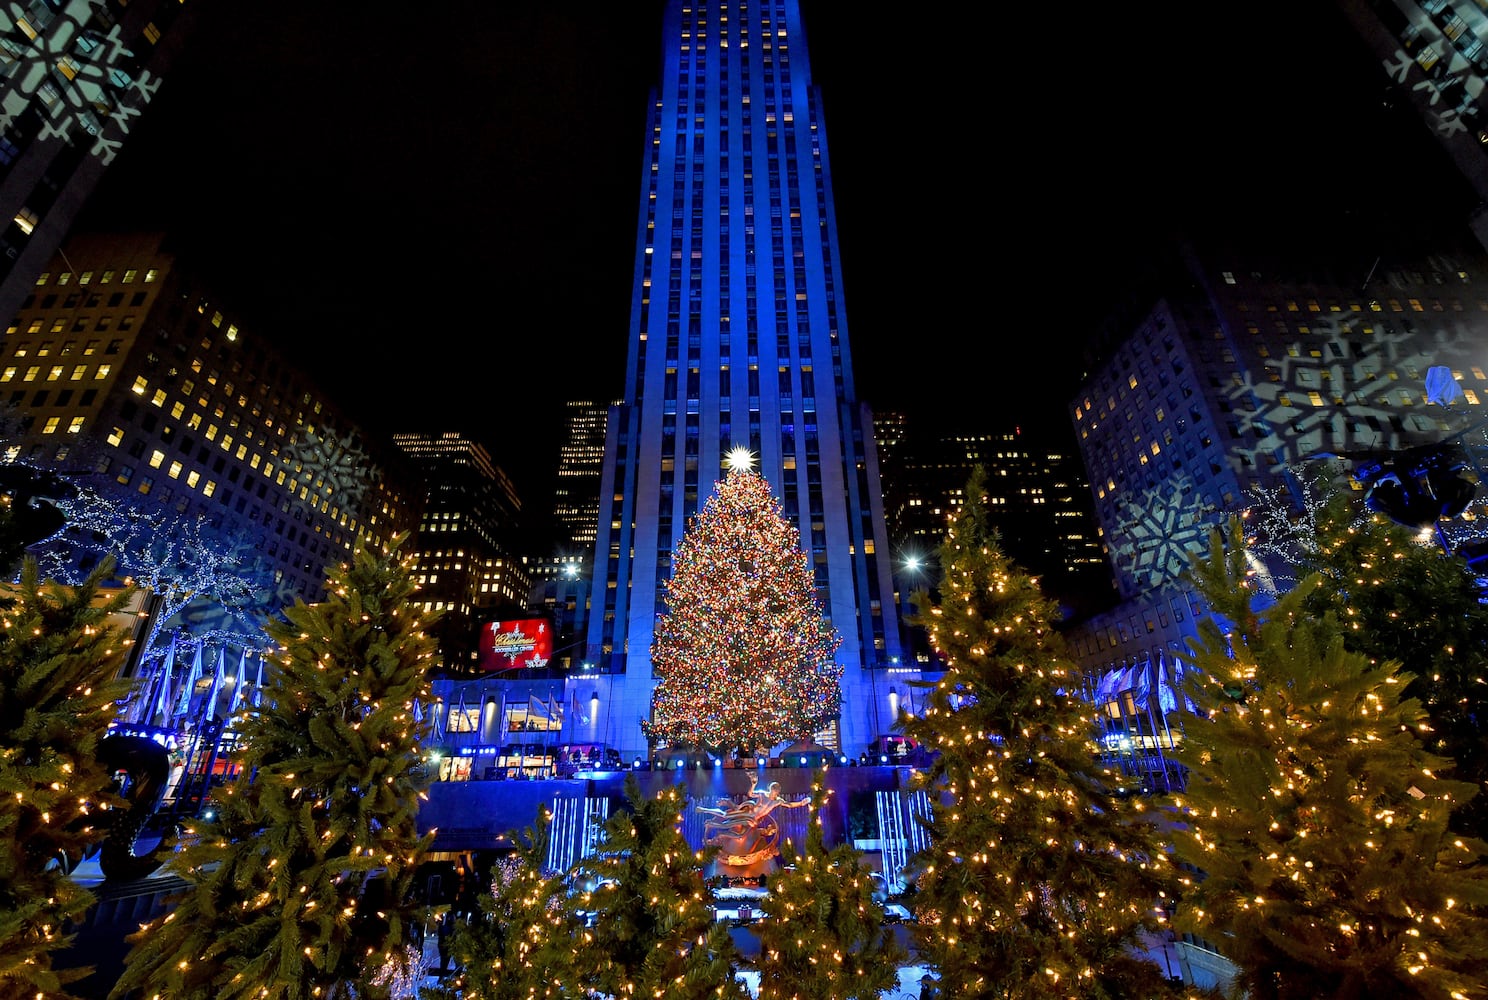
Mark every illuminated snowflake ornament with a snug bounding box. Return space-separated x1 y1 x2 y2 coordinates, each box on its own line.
1110 476 1222 591
0 4 165 166
280 427 377 510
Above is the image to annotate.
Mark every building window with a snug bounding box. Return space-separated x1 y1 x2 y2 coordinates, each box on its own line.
67 416 83 434
40 417 60 434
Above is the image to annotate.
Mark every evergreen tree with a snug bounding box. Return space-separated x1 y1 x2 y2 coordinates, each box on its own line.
900 467 1191 999
643 457 842 757
748 784 907 1000
0 557 137 1000
430 808 583 1000
1168 519 1488 999
109 535 441 1000
1290 493 1488 838
570 775 748 1000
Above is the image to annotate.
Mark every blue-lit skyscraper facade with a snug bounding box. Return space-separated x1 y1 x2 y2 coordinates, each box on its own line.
580 0 910 758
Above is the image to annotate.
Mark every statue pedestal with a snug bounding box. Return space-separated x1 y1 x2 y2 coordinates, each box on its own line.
710 852 778 880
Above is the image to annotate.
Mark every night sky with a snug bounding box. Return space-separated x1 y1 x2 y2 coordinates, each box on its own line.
74 1 1477 501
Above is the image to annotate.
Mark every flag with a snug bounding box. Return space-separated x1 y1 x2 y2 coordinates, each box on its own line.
252 652 265 708
203 645 226 722
227 647 248 720
174 643 203 720
413 697 425 725
150 635 177 724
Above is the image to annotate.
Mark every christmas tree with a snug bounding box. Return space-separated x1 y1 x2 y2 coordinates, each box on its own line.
1169 518 1488 999
900 467 1193 998
747 784 907 1000
1290 492 1488 838
0 556 137 1000
643 454 842 757
430 807 583 1000
568 775 749 1000
109 535 440 1000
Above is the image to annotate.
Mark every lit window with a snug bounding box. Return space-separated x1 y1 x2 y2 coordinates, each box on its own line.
79 271 92 285
144 268 158 282
149 450 165 469
69 365 85 381
22 367 39 382
12 208 38 235
130 376 147 394
106 426 124 446
137 476 153 495
67 416 83 434
0 368 13 383
122 269 137 283
187 470 200 488
202 480 216 498
40 416 60 434
94 364 110 380
46 366 62 381
168 461 182 479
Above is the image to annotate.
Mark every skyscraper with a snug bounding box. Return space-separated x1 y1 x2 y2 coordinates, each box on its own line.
1332 0 1488 250
391 430 530 673
0 0 198 323
553 399 617 551
1062 238 1488 754
3 231 419 606
581 0 909 756
874 416 1115 622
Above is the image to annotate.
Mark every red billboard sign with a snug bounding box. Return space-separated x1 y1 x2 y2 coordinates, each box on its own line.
477 618 553 672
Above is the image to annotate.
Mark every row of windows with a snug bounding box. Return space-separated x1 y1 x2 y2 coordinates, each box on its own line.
11 306 140 337
34 266 157 286
1 362 111 382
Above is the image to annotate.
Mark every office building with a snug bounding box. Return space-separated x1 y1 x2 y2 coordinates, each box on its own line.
578 0 909 758
2 231 418 605
874 414 1115 624
1333 0 1488 250
1063 240 1488 765
552 399 616 552
391 430 531 674
0 0 198 323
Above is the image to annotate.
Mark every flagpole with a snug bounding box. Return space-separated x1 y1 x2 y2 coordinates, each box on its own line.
150 633 177 727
